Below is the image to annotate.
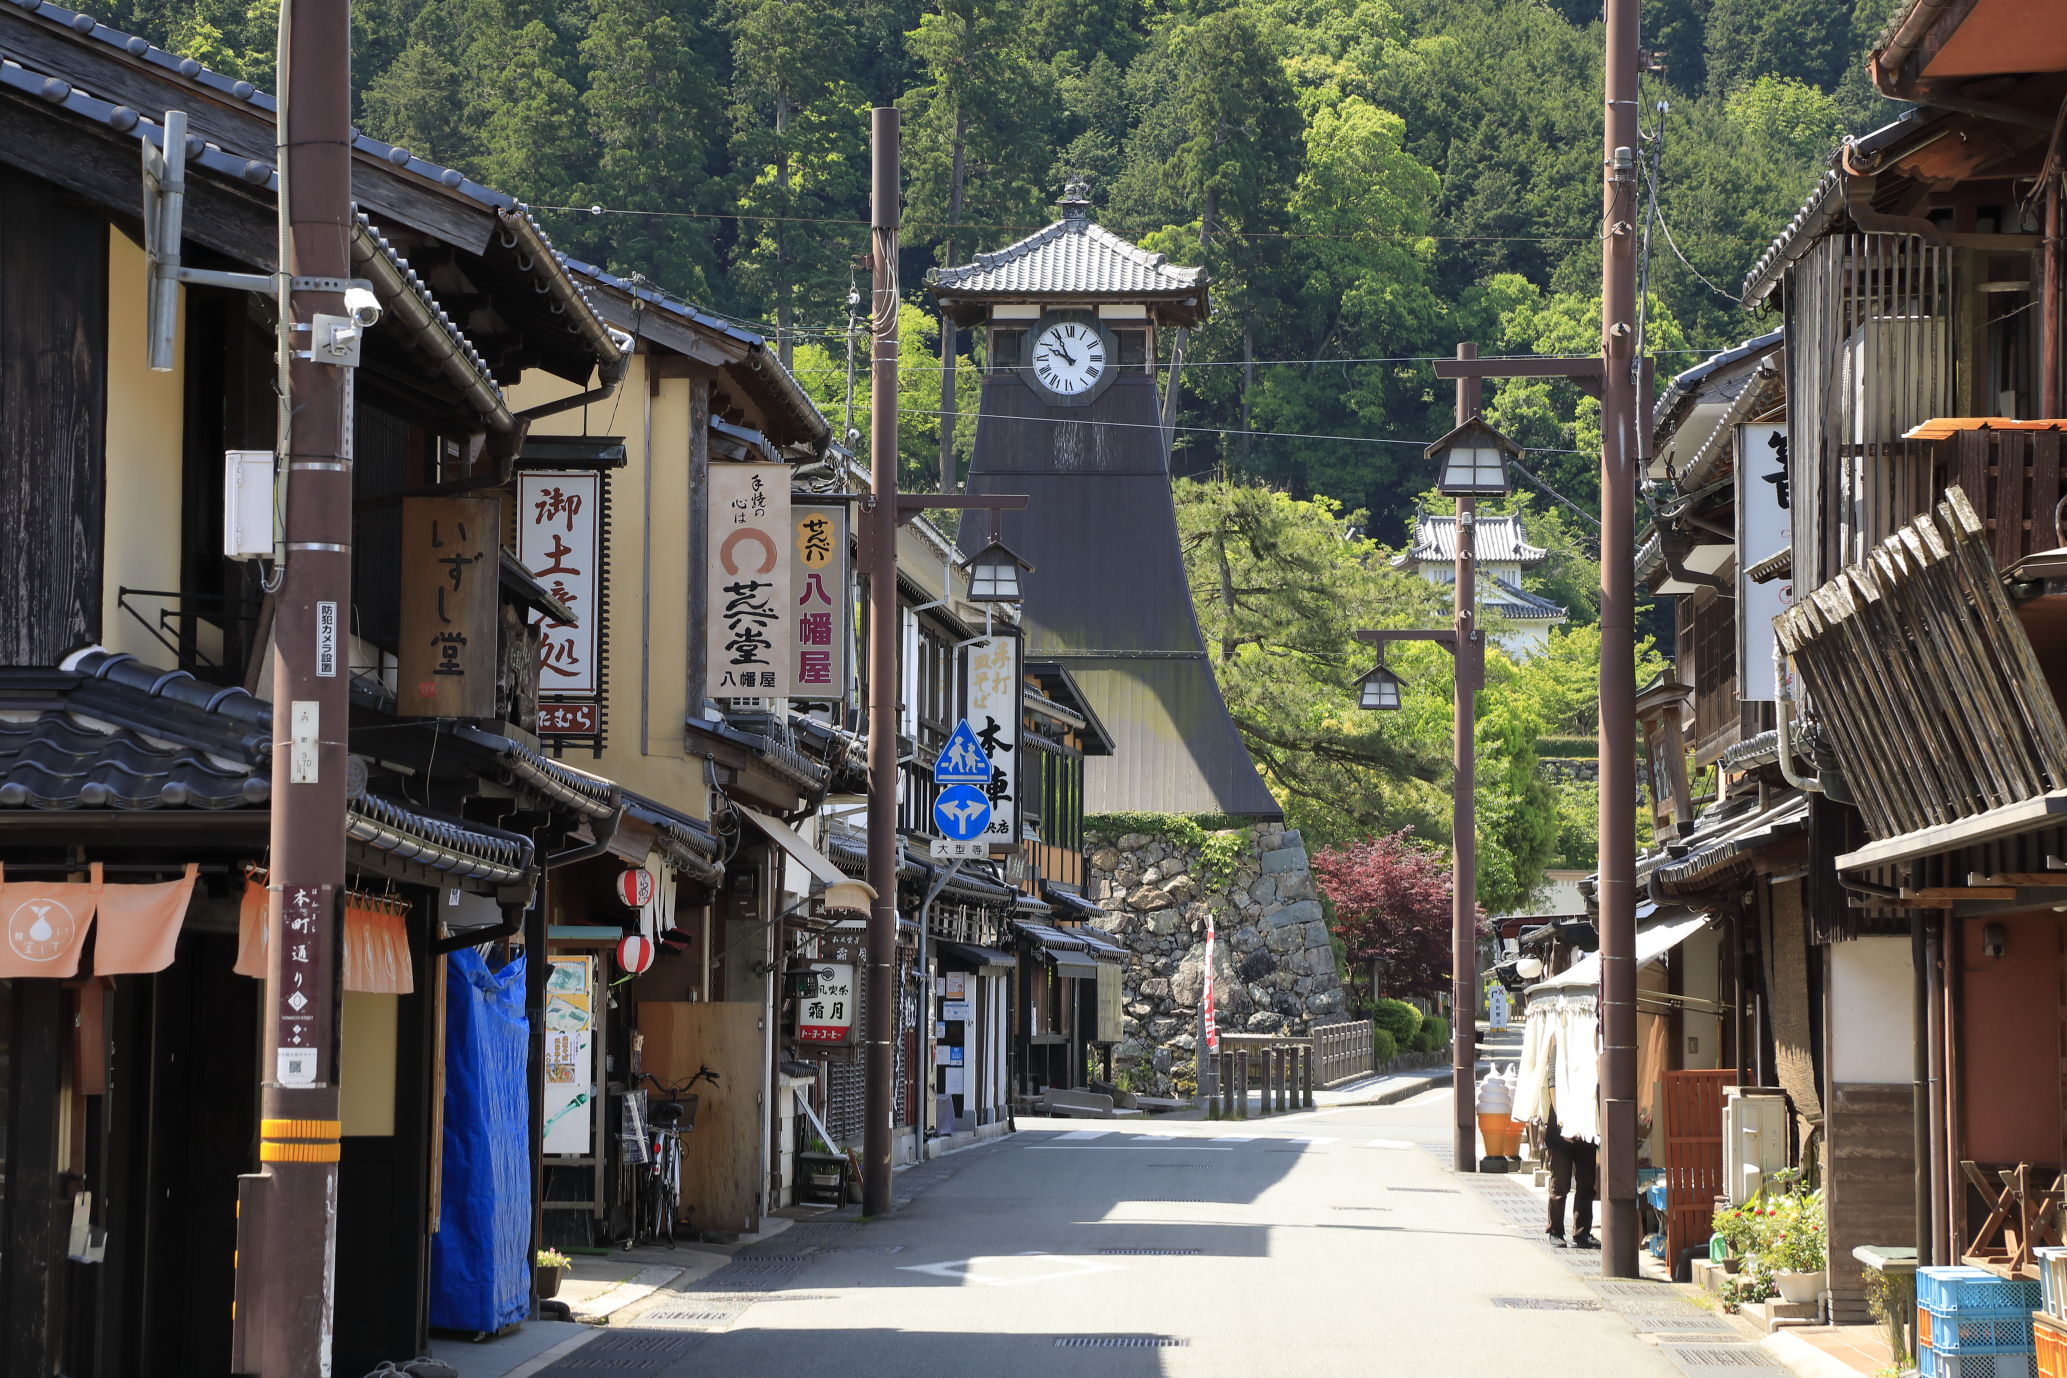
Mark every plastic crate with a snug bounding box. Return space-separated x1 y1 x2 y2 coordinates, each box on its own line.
1924 1312 2037 1353
1920 1346 2037 1378
1921 1268 2046 1316
2037 1249 2067 1322
2034 1313 2067 1378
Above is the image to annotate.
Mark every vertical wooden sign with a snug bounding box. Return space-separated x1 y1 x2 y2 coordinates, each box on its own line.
792 502 849 701
706 462 791 697
962 633 1021 850
398 496 500 717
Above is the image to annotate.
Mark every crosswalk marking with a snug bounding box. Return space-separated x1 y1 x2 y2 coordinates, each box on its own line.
1056 1130 1110 1142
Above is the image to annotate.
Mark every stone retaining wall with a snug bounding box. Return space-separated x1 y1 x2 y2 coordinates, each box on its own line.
1086 822 1346 1093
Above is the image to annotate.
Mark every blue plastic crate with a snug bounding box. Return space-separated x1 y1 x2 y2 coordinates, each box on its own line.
1920 1345 2037 1378
1920 1267 2045 1316
1924 1312 2038 1353
2036 1247 2067 1321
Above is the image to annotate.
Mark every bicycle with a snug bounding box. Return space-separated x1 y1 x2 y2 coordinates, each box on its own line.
624 1066 719 1249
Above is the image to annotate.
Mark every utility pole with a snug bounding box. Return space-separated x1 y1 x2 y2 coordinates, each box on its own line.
863 106 902 1219
233 0 353 1371
1598 0 1643 1280
1450 343 1482 1177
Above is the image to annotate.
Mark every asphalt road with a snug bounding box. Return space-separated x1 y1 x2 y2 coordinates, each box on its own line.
537 1089 1767 1378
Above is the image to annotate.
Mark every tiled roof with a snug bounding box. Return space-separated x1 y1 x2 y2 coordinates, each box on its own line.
1397 515 1548 566
0 652 534 885
928 212 1203 299
1485 577 1567 622
1738 109 1937 306
0 0 620 376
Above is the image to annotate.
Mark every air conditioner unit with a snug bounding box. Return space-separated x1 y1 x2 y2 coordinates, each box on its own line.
1723 1087 1790 1204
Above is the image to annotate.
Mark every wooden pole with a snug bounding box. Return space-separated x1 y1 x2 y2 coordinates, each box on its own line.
1599 0 1642 1276
235 0 352 1369
862 107 902 1219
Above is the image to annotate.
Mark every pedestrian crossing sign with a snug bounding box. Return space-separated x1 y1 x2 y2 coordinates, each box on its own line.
932 719 993 785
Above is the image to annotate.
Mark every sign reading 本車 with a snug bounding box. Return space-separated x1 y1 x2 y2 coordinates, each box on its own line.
962 634 1021 850
792 502 848 700
707 462 792 698
517 472 604 735
398 497 499 717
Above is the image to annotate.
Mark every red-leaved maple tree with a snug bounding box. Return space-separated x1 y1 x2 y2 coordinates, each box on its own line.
1312 828 1480 1001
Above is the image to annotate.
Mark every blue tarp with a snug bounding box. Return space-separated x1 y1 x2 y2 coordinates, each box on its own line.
430 949 530 1333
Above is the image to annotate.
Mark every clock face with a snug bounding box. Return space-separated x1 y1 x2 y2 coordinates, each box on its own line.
1029 320 1107 398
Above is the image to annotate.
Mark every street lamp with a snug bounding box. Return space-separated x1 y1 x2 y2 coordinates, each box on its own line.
1356 662 1405 711
965 538 1033 603
1427 417 1521 498
1354 353 1527 1178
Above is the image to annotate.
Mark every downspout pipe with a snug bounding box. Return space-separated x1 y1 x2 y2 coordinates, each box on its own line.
516 326 638 423
1774 641 1823 794
429 799 624 954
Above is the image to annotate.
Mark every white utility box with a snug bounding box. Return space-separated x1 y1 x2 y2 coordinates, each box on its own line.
222 450 275 560
1723 1087 1790 1203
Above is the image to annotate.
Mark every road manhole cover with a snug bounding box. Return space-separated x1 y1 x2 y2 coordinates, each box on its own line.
1491 1297 1601 1311
1054 1336 1189 1348
1659 1344 1784 1369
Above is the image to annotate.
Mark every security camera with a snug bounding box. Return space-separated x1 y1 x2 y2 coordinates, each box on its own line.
343 286 383 329
846 427 862 444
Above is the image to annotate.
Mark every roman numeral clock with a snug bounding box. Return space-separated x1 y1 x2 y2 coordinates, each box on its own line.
926 181 1281 821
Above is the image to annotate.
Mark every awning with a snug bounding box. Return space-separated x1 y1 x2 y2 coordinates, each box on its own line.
936 940 1015 973
1528 906 1712 995
736 804 847 888
1074 927 1128 963
1041 884 1107 919
1014 919 1102 976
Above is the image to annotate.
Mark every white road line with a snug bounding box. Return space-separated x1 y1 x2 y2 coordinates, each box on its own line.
1282 1136 1336 1145
1215 1135 1257 1142
1027 1145 1234 1151
1365 1138 1417 1148
1055 1130 1111 1141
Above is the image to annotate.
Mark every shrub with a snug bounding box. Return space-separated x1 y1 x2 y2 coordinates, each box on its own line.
1413 1015 1450 1053
1370 997 1422 1046
1372 1028 1399 1063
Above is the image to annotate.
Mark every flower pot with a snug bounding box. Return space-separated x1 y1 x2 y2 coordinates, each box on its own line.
1773 1270 1823 1305
535 1264 565 1300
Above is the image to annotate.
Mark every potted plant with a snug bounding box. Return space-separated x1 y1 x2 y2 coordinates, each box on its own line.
798 1135 848 1205
1754 1189 1827 1305
535 1248 572 1300
1710 1200 1761 1272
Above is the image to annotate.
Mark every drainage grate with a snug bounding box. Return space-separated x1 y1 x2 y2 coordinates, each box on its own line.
1390 1187 1460 1194
735 1254 817 1265
1143 1197 1206 1203
813 1244 906 1254
637 1308 737 1325
1628 1315 1738 1335
1491 1297 1601 1311
592 1334 708 1354
1098 1247 1202 1256
1659 1344 1785 1369
1053 1336 1190 1349
1328 1205 1391 1212
1591 1281 1671 1301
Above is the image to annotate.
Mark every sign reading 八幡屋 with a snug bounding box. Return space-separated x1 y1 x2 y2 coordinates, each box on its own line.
707 462 792 697
792 502 848 699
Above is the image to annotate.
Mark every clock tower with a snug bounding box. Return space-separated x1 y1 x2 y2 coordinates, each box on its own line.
931 184 1279 819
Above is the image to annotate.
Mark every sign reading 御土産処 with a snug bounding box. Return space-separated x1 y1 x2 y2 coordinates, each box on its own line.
517 472 604 734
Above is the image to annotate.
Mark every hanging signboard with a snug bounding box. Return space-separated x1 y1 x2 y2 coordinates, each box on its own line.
795 960 855 1044
1737 423 1791 703
543 956 597 1155
398 497 499 718
792 502 849 700
517 472 605 736
707 462 792 697
962 634 1021 851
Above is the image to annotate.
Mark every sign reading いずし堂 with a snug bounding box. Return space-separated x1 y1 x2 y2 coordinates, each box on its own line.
707 462 791 698
398 497 499 718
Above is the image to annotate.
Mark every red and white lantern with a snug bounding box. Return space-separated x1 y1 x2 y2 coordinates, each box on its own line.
615 867 655 909
616 933 657 976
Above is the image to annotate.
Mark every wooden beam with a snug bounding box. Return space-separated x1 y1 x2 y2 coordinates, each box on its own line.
1900 886 2019 903
1967 873 2067 887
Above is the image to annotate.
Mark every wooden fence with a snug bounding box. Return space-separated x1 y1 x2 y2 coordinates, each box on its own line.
1310 1019 1374 1088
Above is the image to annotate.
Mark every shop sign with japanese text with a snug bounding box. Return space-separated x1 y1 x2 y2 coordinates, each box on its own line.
517 472 603 701
796 961 855 1044
398 496 499 717
962 634 1021 850
792 501 848 699
707 462 791 697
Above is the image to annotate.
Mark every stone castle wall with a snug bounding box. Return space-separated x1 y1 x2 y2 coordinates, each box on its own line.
1086 822 1345 1090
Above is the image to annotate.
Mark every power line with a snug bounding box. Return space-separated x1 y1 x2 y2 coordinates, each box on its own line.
783 347 1749 377
889 405 1594 454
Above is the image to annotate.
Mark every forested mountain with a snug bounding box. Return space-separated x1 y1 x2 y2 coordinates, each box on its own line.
107 0 1898 534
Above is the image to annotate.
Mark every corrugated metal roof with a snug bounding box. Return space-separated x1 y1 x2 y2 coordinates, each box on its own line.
959 375 1282 820
929 211 1203 300
1397 515 1548 566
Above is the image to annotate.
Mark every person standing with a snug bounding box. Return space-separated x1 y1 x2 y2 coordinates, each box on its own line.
1543 1101 1598 1248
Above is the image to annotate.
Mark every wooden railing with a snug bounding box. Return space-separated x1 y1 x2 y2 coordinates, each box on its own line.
1934 428 2065 569
1310 1019 1375 1087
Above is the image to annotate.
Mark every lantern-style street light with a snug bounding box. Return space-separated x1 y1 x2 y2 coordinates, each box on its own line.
1356 661 1405 712
965 537 1034 602
1353 359 1526 1176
